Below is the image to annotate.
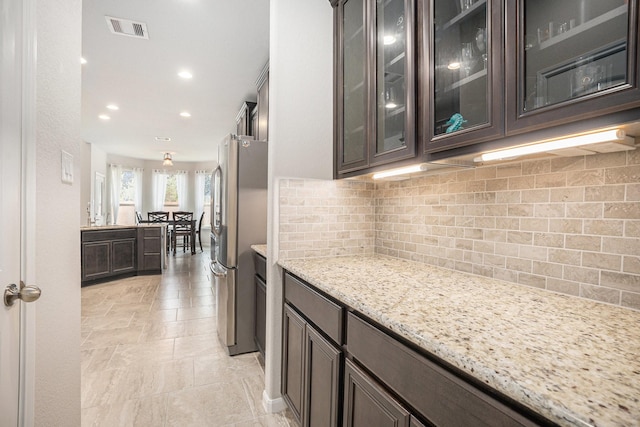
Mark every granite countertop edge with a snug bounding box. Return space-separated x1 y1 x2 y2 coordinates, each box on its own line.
80 224 164 230
278 254 640 427
251 244 267 258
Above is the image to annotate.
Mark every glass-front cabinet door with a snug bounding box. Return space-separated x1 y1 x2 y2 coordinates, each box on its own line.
506 0 640 133
336 0 416 177
371 0 415 165
425 0 504 153
339 0 368 173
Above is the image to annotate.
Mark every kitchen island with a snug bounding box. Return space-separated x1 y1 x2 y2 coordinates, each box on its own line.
279 255 639 427
80 224 166 285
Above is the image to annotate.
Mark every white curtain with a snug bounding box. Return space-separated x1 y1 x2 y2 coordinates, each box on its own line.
133 167 144 214
108 164 122 225
194 170 209 220
152 169 167 211
176 171 188 211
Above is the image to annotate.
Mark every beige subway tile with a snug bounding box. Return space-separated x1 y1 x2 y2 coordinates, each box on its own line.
484 254 505 267
626 221 640 237
550 156 586 172
455 261 474 274
475 166 497 179
484 204 508 216
565 235 601 251
496 190 521 203
621 292 640 310
583 219 624 236
549 219 583 234
508 204 534 217
628 149 640 165
475 217 496 229
494 268 518 283
586 151 627 169
522 159 550 176
522 189 550 203
602 236 640 255
548 248 581 266
455 239 474 250
473 240 495 254
582 252 621 271
566 202 603 218
549 187 584 203
535 172 567 188
495 242 520 257
483 229 507 242
547 278 580 296
496 217 520 230
473 264 495 278
604 202 640 219
532 261 563 278
464 250 484 265
605 165 640 185
519 245 548 261
497 163 522 177
475 192 496 204
486 178 509 191
600 271 640 293
520 218 549 232
534 203 565 218
457 169 476 182
533 233 564 248
585 185 625 202
580 284 620 305
509 176 536 190
564 265 600 285
623 256 640 274
518 273 546 289
627 183 640 201
505 257 533 273
566 169 605 187
508 231 533 244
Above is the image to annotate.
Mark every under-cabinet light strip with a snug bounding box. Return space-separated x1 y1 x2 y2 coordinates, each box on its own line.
372 164 428 180
478 129 626 162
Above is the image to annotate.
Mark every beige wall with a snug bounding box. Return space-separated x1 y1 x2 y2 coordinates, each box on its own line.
279 149 640 311
35 0 82 424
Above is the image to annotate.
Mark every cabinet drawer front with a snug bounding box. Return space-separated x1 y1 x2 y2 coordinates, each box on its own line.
82 228 137 242
254 252 267 281
284 273 344 345
347 313 541 427
142 226 161 237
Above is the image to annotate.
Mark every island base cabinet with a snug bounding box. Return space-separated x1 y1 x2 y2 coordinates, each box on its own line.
111 239 136 274
282 303 342 427
343 359 411 427
82 241 110 280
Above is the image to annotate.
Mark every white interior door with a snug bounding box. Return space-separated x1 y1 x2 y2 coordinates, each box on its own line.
1 0 28 424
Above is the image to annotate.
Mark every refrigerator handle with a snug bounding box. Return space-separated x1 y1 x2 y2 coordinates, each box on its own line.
209 261 227 278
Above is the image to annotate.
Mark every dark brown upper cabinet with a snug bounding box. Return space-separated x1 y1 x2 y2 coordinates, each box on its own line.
335 0 417 177
505 0 640 135
423 0 505 153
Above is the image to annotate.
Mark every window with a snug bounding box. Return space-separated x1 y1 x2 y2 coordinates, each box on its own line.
203 173 212 227
163 174 180 216
117 169 137 225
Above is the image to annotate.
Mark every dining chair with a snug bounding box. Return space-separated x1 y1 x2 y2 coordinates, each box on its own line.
148 211 169 222
135 211 143 224
172 211 194 255
194 211 205 252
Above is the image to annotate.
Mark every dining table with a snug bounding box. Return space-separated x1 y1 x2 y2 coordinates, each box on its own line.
138 219 197 254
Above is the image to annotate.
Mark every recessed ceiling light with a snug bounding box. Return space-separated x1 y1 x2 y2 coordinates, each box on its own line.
80 57 87 65
178 70 193 79
155 136 171 142
106 104 119 110
98 114 110 120
180 111 191 117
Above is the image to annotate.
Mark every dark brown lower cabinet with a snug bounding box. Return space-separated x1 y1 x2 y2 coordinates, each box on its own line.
282 303 342 427
255 275 266 355
343 359 410 427
81 229 137 282
137 227 162 273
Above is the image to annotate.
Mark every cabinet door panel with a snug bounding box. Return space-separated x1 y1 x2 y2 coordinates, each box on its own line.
305 326 341 427
283 304 306 423
506 0 640 134
82 241 110 280
255 276 266 355
425 0 504 152
343 359 410 427
111 238 136 273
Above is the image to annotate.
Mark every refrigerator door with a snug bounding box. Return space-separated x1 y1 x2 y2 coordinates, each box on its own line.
210 260 236 346
216 134 239 268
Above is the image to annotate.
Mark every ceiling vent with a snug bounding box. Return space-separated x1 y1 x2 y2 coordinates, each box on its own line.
105 16 149 39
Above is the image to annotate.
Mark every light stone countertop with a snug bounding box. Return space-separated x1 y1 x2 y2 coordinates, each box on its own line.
80 224 163 230
251 244 267 258
278 254 640 427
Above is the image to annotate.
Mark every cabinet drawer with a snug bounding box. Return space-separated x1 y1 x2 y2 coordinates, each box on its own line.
82 228 137 242
141 226 161 237
284 273 344 345
254 252 267 282
347 313 542 427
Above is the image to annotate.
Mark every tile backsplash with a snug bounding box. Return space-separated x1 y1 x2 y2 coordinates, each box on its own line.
279 150 640 310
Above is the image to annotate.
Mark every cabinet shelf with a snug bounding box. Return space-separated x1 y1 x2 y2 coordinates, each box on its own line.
538 5 627 51
437 68 487 93
385 105 405 118
441 0 487 32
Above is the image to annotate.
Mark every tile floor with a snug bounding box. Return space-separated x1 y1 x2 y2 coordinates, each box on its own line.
81 250 295 426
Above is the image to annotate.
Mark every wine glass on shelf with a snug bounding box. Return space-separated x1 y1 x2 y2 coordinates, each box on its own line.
461 42 477 78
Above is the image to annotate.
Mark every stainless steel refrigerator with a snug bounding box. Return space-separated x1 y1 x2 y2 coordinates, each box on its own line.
210 134 268 355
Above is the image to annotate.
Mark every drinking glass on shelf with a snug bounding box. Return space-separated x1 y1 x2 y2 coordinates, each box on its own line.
461 42 477 77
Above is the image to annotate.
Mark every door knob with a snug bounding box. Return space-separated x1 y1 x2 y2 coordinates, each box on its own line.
4 281 41 307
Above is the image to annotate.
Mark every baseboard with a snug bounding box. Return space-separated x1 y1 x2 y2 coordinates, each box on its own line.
262 390 287 413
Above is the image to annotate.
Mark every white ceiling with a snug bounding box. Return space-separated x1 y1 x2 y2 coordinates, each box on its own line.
81 0 270 162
